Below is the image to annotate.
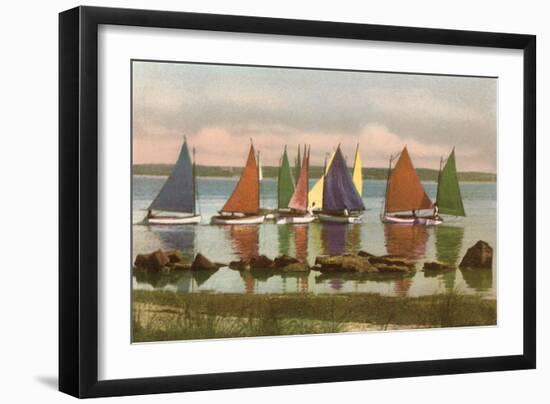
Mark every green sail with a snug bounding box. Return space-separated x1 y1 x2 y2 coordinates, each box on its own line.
436 149 466 216
278 147 296 209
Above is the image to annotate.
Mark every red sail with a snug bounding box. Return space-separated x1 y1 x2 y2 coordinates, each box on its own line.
385 147 433 213
288 146 309 211
221 145 260 214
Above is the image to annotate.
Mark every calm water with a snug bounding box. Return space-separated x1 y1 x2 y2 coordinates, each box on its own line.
133 176 496 298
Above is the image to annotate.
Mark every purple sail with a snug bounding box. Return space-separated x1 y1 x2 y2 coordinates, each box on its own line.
322 147 365 212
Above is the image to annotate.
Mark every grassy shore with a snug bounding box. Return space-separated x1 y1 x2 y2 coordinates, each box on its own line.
133 164 496 182
132 290 496 342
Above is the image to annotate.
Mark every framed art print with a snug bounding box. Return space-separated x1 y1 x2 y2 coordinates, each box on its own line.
59 6 536 398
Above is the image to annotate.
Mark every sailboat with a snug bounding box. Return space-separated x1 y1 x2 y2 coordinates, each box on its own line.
210 142 265 225
435 148 466 219
318 145 365 223
275 146 296 214
144 137 201 225
276 146 315 224
381 146 438 225
382 147 466 225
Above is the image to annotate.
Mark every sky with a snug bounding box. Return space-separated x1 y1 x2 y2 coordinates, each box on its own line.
132 61 497 173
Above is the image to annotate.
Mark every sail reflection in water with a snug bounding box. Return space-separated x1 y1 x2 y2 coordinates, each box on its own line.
225 225 259 260
384 224 429 260
320 223 362 256
156 226 197 255
432 225 465 289
384 224 429 296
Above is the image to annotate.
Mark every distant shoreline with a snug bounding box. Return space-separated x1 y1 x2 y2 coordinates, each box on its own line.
133 164 497 183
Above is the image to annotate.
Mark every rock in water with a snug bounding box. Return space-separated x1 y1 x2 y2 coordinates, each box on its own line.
149 249 170 271
191 253 217 270
281 262 309 272
459 241 493 269
273 255 300 268
229 259 249 271
134 254 151 270
250 255 274 269
167 250 185 263
315 254 375 273
423 261 454 271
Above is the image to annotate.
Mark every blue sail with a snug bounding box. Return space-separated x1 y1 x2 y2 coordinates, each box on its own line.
149 140 195 213
322 147 365 211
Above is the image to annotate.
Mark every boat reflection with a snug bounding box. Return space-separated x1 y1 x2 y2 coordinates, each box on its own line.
384 223 429 260
320 223 362 256
293 225 309 262
428 225 465 289
225 225 259 260
152 226 197 256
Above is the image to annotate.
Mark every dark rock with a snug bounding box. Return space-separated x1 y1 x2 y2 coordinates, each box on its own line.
273 254 300 268
229 259 250 271
423 261 454 271
191 253 218 270
250 255 274 269
134 254 150 269
148 249 170 271
459 241 493 269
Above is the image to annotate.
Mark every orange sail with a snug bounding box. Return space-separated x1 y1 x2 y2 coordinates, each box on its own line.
288 146 309 211
221 145 260 214
385 147 433 213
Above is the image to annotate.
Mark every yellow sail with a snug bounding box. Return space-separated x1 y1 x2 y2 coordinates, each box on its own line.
308 151 335 210
352 144 363 196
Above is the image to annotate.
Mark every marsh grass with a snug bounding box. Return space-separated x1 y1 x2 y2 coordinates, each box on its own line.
132 290 496 342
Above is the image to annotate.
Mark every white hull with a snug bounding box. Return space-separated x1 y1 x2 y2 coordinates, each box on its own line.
382 214 443 226
275 213 316 225
211 215 265 225
264 213 276 220
146 214 202 225
318 213 363 224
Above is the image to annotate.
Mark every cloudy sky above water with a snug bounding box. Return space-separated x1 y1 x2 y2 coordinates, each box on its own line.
132 61 497 173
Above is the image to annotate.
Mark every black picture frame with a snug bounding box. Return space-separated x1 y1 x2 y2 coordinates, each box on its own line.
59 6 536 398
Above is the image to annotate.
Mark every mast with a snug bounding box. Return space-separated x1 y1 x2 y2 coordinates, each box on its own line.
192 145 196 215
383 153 394 216
321 152 328 210
257 148 261 211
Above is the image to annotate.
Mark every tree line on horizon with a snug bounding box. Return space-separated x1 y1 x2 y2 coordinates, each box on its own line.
132 164 496 182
